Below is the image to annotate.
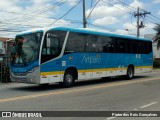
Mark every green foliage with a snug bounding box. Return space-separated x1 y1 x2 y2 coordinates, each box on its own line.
153 23 160 35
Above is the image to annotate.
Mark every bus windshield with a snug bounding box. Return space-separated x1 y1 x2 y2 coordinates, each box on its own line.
11 32 43 65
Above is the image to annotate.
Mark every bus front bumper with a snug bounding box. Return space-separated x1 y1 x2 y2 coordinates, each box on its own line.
10 68 40 84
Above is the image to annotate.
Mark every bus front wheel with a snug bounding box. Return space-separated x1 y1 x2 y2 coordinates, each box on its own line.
63 70 75 87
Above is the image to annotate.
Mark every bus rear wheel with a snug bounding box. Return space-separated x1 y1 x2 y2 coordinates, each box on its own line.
63 70 75 87
126 66 134 79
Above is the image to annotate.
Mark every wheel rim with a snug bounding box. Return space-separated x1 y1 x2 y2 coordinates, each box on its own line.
128 68 133 78
65 74 73 84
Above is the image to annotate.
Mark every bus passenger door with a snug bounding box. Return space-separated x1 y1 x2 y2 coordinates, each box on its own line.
40 30 66 83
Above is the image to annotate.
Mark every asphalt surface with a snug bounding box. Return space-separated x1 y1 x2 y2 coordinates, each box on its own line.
0 70 160 120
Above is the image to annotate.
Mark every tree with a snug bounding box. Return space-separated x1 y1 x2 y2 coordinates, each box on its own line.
153 23 160 42
153 23 160 35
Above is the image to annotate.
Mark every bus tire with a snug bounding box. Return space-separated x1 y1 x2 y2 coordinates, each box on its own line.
63 70 75 87
126 66 134 79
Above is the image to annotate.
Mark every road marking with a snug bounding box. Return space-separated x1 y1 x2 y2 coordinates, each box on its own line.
106 117 116 120
140 102 158 109
0 77 160 103
106 101 158 120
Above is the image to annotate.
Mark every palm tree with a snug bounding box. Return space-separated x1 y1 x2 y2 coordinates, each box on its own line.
153 23 160 67
153 23 160 42
153 23 160 35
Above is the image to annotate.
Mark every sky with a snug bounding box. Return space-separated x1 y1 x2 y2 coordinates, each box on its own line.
0 0 160 38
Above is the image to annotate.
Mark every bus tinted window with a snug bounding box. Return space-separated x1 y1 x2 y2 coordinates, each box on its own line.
127 40 152 54
66 32 152 54
65 32 85 53
102 36 116 53
85 35 103 52
145 41 152 54
115 38 128 53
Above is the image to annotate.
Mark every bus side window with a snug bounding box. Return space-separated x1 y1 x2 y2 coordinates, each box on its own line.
85 35 103 52
65 32 85 53
103 36 115 53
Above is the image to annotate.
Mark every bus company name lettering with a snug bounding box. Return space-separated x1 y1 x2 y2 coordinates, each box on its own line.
81 54 101 64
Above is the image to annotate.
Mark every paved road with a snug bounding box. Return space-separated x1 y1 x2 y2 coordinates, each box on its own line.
0 70 160 120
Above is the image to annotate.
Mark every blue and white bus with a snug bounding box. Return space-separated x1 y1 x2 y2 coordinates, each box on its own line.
10 27 153 87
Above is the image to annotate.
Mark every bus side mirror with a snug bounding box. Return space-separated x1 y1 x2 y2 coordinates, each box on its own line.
47 38 51 48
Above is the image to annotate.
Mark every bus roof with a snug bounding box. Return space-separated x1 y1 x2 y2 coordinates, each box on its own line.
16 27 151 41
51 27 151 41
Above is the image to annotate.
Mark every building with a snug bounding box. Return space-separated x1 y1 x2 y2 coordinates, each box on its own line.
144 34 160 66
0 37 14 83
0 37 14 64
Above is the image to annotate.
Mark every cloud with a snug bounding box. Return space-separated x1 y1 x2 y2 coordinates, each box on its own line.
141 23 155 34
153 0 160 3
0 0 156 38
85 0 147 36
115 29 130 36
122 22 156 37
0 0 22 12
0 0 73 38
56 0 78 6
129 0 144 9
86 5 126 19
123 22 137 31
93 16 118 25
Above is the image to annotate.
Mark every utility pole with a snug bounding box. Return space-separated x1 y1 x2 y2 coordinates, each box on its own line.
82 0 87 28
134 7 151 38
137 7 140 38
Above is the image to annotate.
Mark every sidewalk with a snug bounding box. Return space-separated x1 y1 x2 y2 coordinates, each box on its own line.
0 79 12 85
0 81 11 85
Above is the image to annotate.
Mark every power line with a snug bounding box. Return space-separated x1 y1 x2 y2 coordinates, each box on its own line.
146 16 159 24
0 29 22 32
86 0 101 20
89 23 134 33
0 0 66 30
0 0 65 23
0 21 43 28
87 0 94 26
0 10 81 22
115 0 160 23
47 0 82 27
116 0 136 11
150 14 160 23
89 23 117 31
0 10 56 21
101 0 133 14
